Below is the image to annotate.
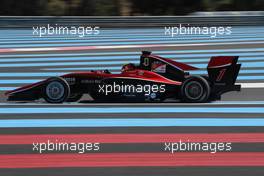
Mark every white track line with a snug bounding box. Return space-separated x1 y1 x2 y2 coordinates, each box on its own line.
240 83 264 88
1 41 264 53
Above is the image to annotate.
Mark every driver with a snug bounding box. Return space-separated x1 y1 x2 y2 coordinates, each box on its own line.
121 63 137 72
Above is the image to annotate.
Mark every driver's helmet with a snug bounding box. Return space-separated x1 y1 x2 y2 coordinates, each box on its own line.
122 63 136 72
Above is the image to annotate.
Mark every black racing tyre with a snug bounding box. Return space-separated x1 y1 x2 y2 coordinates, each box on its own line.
181 76 211 103
66 93 83 102
43 77 70 103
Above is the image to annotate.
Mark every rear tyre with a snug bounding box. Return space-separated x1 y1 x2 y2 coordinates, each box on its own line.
66 93 83 102
181 76 211 103
43 77 70 103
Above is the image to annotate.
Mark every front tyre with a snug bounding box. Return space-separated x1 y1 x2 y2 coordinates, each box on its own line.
181 76 211 103
43 77 70 103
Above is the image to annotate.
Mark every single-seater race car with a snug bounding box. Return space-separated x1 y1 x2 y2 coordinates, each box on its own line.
5 51 241 103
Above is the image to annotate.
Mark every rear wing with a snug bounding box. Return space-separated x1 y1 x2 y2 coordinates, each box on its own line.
207 56 241 98
207 56 241 86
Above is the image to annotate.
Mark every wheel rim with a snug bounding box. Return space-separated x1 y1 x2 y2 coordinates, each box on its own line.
184 81 203 100
46 81 65 100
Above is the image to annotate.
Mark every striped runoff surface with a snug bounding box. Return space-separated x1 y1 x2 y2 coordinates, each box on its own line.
0 26 264 175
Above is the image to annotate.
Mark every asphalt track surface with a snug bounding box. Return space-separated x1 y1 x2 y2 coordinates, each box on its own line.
0 26 264 175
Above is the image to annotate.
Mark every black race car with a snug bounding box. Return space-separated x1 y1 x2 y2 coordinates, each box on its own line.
5 51 241 103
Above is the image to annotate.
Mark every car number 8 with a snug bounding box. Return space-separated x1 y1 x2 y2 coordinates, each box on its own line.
143 57 149 66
